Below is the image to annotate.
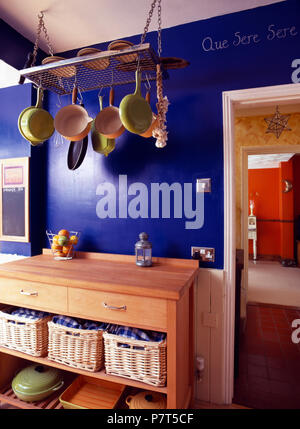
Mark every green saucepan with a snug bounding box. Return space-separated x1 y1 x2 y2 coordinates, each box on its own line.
91 95 115 156
18 87 54 146
119 70 152 134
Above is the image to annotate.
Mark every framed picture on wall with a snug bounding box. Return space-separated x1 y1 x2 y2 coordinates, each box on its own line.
0 157 29 242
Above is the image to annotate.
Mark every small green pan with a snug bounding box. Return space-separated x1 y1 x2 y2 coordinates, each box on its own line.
91 95 115 157
18 87 54 145
119 70 152 134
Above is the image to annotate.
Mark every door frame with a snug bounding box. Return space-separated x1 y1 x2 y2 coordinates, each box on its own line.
222 82 300 404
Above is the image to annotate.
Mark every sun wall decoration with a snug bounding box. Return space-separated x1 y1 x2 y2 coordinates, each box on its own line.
264 106 291 139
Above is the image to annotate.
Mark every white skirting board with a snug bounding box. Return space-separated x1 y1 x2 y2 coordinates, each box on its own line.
194 268 226 405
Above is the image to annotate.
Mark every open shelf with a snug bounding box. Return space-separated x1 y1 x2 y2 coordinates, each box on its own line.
19 43 168 95
0 347 168 395
0 376 77 410
0 383 63 409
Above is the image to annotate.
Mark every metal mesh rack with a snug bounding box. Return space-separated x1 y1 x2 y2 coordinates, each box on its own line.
19 44 168 95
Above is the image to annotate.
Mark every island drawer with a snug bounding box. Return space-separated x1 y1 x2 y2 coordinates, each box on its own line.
0 278 68 313
68 288 167 331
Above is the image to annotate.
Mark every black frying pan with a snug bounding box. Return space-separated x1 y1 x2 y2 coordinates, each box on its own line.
67 102 89 170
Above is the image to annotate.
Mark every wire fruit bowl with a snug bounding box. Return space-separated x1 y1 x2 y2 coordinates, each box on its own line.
46 230 80 260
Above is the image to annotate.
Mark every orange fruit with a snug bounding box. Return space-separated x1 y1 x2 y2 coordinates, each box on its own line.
69 235 78 245
52 235 60 244
62 245 73 255
54 251 65 258
58 229 70 238
52 243 62 251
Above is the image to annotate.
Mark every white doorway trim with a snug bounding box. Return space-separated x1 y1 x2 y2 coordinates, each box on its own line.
222 82 300 404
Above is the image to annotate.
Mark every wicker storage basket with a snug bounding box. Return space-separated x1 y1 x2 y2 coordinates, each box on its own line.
47 321 104 372
0 307 51 357
103 332 167 387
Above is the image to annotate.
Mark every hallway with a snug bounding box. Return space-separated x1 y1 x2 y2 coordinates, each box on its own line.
234 303 300 409
248 260 300 307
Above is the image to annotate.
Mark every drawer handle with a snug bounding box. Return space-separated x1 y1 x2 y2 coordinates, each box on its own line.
20 289 38 297
103 302 127 311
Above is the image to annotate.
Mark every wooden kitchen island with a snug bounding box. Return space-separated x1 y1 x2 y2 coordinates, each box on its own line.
0 250 198 409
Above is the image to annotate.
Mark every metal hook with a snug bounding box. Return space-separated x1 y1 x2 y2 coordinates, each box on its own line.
33 83 44 100
56 93 62 108
144 73 151 91
77 86 84 104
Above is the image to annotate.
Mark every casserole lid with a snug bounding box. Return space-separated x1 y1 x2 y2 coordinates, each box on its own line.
125 390 167 409
12 365 63 396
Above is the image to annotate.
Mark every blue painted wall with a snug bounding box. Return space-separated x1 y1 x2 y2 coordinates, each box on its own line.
0 84 31 255
0 19 34 70
1 1 300 265
0 19 47 256
0 84 47 256
44 0 300 268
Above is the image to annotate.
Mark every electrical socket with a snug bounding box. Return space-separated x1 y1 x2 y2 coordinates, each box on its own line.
191 246 215 262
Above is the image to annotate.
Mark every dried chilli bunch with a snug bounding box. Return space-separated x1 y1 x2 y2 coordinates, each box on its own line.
152 63 169 148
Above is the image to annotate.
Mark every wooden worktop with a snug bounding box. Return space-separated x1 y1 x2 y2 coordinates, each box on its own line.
0 250 198 300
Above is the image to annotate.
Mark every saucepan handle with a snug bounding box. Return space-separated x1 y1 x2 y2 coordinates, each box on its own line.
72 86 78 104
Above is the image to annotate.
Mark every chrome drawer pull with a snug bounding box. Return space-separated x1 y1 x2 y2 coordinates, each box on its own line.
20 289 38 296
103 302 127 311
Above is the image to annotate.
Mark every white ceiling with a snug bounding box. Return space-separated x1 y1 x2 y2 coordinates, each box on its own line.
248 153 295 169
0 0 285 54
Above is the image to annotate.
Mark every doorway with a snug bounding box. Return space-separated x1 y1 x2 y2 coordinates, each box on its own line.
222 82 300 405
233 149 300 409
247 152 300 306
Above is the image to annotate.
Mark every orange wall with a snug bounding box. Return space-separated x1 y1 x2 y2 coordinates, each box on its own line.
248 168 280 257
248 161 295 260
293 154 300 219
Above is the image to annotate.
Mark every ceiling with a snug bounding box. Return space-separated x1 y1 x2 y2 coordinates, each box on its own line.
0 0 285 54
248 153 295 169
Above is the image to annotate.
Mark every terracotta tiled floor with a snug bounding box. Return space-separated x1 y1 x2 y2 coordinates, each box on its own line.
234 303 300 409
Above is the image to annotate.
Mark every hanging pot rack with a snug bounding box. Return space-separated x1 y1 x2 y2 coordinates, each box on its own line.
19 43 168 96
19 0 170 96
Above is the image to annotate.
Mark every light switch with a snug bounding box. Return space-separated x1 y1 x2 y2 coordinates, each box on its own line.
197 178 211 193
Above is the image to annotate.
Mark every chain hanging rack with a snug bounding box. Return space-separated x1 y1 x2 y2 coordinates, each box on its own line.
19 10 54 85
19 4 168 95
137 0 162 71
139 0 169 149
32 11 54 67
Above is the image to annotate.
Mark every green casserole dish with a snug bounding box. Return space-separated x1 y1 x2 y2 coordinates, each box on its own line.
12 364 64 402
